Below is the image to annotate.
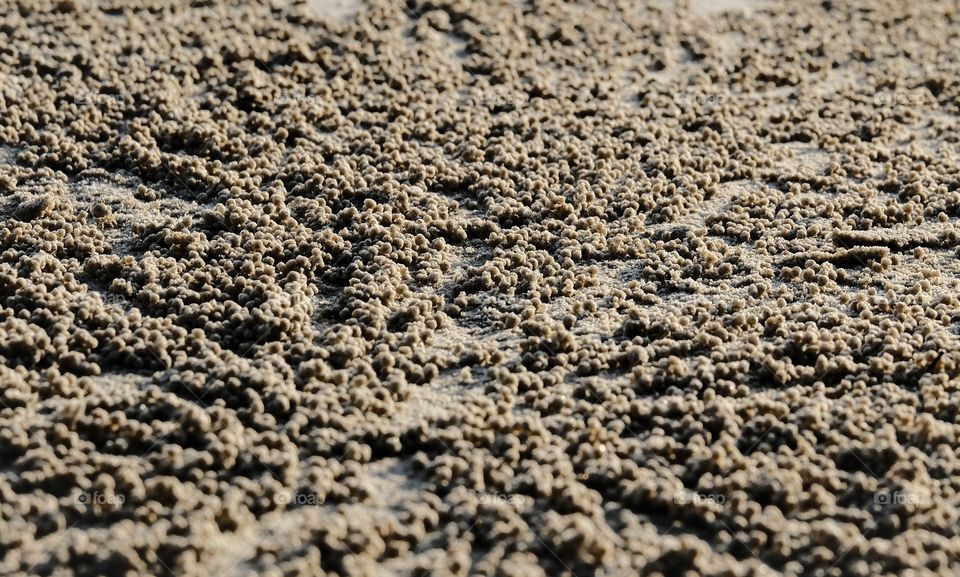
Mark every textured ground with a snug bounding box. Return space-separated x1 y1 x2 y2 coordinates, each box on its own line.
2 0 960 575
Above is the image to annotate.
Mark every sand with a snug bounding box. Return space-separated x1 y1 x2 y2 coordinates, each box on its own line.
2 0 960 575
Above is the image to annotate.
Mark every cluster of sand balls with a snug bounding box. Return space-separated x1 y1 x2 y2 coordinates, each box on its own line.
3 0 960 575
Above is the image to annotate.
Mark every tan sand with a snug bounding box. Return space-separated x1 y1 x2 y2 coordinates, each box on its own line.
2 0 960 575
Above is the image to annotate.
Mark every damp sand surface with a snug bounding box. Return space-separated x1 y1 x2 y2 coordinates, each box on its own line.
2 1 960 576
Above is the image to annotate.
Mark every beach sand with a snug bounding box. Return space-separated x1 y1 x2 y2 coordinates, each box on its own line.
2 0 960 575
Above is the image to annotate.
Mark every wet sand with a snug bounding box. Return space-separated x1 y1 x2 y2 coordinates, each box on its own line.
2 0 960 575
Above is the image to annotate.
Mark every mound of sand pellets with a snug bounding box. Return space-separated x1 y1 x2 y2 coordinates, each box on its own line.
2 0 960 575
